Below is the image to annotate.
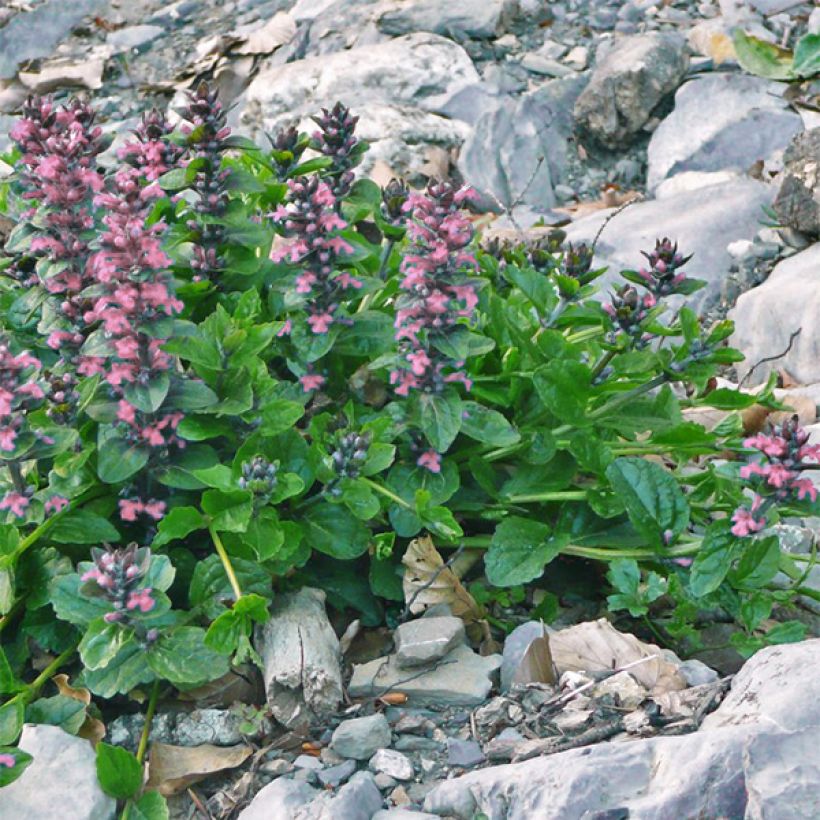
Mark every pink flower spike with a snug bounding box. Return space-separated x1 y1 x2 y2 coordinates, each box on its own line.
417 449 442 474
45 496 69 514
126 588 156 613
0 492 30 517
300 373 326 392
307 312 334 334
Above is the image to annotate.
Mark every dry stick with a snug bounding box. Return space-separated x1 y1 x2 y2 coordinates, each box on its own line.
550 653 660 709
590 193 644 253
513 717 624 762
739 328 801 388
398 544 465 623
371 658 458 700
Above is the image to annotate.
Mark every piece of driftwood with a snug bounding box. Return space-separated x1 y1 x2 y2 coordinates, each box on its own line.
254 587 343 729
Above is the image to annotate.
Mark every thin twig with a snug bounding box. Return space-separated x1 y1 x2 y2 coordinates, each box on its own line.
552 654 659 708
371 658 458 699
399 544 465 623
591 193 644 252
739 328 801 388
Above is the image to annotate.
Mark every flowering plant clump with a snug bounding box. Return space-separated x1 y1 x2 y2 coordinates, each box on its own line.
0 89 816 799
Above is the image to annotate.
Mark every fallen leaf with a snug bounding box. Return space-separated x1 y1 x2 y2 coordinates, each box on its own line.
512 624 556 686
367 159 400 189
770 392 816 426
548 619 687 696
178 665 264 708
53 674 106 745
232 12 296 55
555 189 641 218
419 145 451 179
401 536 483 624
19 59 105 93
147 742 252 796
53 674 91 706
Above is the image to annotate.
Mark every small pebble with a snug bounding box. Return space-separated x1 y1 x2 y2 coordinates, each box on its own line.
293 754 324 770
446 738 486 768
370 748 415 781
374 772 398 790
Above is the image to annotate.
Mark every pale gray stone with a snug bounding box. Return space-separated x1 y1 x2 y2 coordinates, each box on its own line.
372 811 439 820
729 244 820 386
175 708 246 746
564 178 775 314
294 754 324 770
350 644 502 707
446 738 486 768
238 778 318 820
773 128 820 236
501 621 551 692
107 25 165 52
394 616 466 668
369 748 414 781
294 771 383 820
317 759 357 787
647 74 802 193
254 587 342 729
678 659 720 687
0 724 115 820
331 713 392 761
378 0 512 39
574 33 689 147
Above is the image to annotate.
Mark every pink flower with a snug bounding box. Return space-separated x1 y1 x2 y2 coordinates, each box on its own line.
277 319 292 337
307 312 334 334
117 400 137 425
792 478 817 502
0 428 17 452
0 754 16 768
417 449 442 474
118 498 144 521
731 495 766 537
407 350 431 377
143 500 167 520
336 272 363 289
300 373 326 392
0 492 30 517
45 496 69 514
127 588 156 613
295 271 317 294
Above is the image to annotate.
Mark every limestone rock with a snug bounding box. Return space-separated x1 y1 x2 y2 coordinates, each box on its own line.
0 724 115 820
773 128 820 236
378 0 513 39
350 644 502 707
237 778 318 820
254 587 342 729
394 616 466 668
574 32 689 147
647 74 803 193
369 748 415 781
331 713 392 761
294 771 384 820
729 244 820 386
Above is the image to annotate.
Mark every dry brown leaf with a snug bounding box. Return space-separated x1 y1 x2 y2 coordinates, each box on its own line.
233 11 296 55
178 665 263 707
401 535 482 623
419 145 451 179
367 159 400 189
555 190 641 218
147 742 252 796
512 625 556 686
53 674 106 744
770 393 816 427
53 674 91 706
549 619 686 696
778 368 800 389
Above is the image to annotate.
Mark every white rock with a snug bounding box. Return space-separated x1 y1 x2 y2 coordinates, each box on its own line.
394 616 466 668
377 0 513 39
238 778 318 820
592 670 646 709
369 748 415 781
563 45 589 70
730 243 820 386
727 239 755 259
0 725 115 820
647 74 802 193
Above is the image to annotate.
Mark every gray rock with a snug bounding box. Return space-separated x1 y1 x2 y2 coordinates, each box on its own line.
564 178 775 314
647 74 803 193
458 76 586 217
369 748 415 781
350 644 502 707
238 778 318 820
425 639 820 819
0 0 108 80
294 771 384 820
300 0 385 57
372 811 439 820
235 32 478 141
436 83 508 127
520 54 574 77
501 621 551 692
317 759 357 787
773 128 820 236
394 616 466 668
175 708 246 746
393 735 443 752
331 713 392 761
678 659 720 687
378 0 512 39
255 587 343 729
294 754 325 770
373 772 398 790
107 24 165 52
0 724 115 820
446 738 486 768
729 243 820 386
574 33 689 148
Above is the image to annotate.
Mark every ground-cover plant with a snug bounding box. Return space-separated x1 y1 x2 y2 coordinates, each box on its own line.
0 87 817 798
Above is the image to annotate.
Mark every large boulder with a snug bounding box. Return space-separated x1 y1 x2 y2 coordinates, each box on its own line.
0 724 115 820
729 243 820 386
377 0 514 39
573 32 689 148
647 73 803 193
563 178 775 314
424 640 820 820
773 128 820 235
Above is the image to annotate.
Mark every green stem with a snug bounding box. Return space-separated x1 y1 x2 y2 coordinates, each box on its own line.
377 239 396 280
586 374 668 422
136 681 159 765
589 349 617 381
361 477 413 510
5 642 79 709
208 524 242 601
565 326 605 344
506 490 588 504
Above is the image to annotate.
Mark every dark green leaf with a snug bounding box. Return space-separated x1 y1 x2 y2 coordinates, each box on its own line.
418 391 462 452
485 517 566 586
305 504 370 559
147 627 230 686
96 742 143 799
49 510 120 545
533 360 591 424
460 402 520 447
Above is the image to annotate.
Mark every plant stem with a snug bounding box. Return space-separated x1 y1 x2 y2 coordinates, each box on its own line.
587 374 668 421
5 642 79 709
589 349 616 381
136 681 159 765
361 477 413 510
208 524 242 601
377 239 396 280
506 490 588 504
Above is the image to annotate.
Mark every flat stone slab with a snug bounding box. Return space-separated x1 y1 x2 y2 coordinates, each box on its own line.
395 616 466 668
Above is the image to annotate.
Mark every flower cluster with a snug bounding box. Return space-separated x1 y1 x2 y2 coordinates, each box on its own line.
9 96 106 354
330 431 371 480
390 181 479 397
270 174 357 335
239 456 279 504
118 108 185 182
0 340 46 454
310 102 360 203
270 126 308 180
731 415 820 536
381 178 410 229
637 238 692 298
80 545 157 626
603 284 655 347
179 82 232 280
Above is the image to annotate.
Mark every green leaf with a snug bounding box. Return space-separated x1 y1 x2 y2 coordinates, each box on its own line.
793 33 820 78
176 415 233 441
204 593 269 656
361 443 396 477
533 360 591 424
189 555 272 620
152 506 205 547
0 747 32 787
147 627 230 686
605 457 689 547
338 479 381 520
49 510 120 545
460 402 520 447
418 391 462 452
733 30 794 80
82 637 156 698
51 573 112 627
689 522 740 598
257 400 305 436
0 700 23 745
123 372 170 413
201 489 253 533
305 504 370 559
386 461 459 537
130 791 170 820
485 517 566 586
25 694 86 736
96 742 143 800
0 646 21 696
96 426 148 484
703 388 758 410
729 535 780 590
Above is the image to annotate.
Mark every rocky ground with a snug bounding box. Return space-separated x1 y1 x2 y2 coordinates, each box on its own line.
3 0 820 818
